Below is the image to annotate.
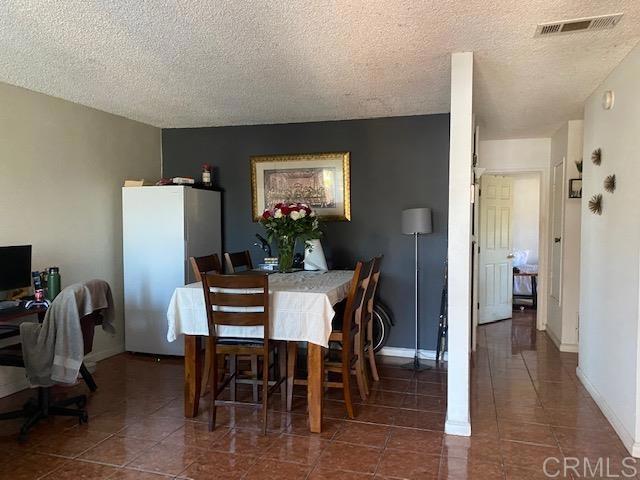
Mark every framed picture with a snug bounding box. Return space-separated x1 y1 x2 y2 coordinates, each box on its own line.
251 152 351 221
569 178 582 198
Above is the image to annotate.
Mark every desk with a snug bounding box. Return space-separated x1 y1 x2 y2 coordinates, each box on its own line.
0 306 47 333
167 270 353 433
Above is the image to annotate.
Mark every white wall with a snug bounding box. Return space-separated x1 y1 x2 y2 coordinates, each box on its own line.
547 121 583 352
577 44 640 457
0 82 161 396
512 174 540 264
446 51 473 437
479 138 551 171
478 137 551 329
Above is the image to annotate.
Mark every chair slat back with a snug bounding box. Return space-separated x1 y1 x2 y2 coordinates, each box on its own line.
190 254 222 282
201 273 269 334
364 256 383 319
224 251 254 273
341 260 374 345
210 292 265 307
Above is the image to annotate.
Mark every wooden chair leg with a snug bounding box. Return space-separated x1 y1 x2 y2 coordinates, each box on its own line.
342 357 355 419
354 331 369 401
251 355 259 402
355 356 368 402
367 321 380 382
201 338 213 397
262 351 269 435
279 343 287 409
218 354 226 384
208 345 218 432
360 336 370 397
286 342 298 411
229 354 237 402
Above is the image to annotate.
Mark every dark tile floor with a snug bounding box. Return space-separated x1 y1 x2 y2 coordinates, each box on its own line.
0 310 632 479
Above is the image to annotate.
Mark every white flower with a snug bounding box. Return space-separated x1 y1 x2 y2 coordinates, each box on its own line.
274 209 283 219
310 211 316 217
290 210 301 220
298 209 306 218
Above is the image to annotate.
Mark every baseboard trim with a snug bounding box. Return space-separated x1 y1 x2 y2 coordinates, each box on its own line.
576 366 640 457
0 345 124 399
85 345 125 363
559 343 578 353
445 418 471 436
545 327 578 353
379 347 448 362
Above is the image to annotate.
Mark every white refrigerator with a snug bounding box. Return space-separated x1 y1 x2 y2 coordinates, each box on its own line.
122 186 221 355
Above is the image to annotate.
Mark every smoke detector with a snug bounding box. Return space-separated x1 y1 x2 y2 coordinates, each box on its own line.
535 13 623 37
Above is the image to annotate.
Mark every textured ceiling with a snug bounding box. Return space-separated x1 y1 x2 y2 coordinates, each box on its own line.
1 1 639 138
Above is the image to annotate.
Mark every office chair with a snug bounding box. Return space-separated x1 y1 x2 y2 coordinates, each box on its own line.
0 310 103 441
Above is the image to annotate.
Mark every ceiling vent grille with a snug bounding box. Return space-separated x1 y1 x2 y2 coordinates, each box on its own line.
535 13 623 37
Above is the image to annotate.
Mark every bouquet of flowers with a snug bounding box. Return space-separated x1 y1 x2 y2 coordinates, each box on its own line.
260 202 321 272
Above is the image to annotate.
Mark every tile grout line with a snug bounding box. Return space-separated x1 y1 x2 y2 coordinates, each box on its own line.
483 326 509 479
521 331 570 457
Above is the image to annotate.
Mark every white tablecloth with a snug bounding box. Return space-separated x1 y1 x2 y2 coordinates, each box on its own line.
166 270 353 348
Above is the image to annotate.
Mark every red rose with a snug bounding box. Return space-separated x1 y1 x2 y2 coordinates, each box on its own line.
262 210 271 219
281 206 290 215
275 203 284 209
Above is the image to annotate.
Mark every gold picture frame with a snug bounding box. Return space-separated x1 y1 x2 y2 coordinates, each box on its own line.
251 152 351 221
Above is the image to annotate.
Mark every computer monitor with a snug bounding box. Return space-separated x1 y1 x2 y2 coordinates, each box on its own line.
0 245 32 291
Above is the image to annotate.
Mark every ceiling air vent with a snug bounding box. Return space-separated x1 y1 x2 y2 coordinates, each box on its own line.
535 13 623 37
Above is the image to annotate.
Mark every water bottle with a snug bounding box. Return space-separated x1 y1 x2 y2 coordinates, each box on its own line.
47 267 61 301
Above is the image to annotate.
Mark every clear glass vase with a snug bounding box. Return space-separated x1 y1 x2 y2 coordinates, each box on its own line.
277 236 297 273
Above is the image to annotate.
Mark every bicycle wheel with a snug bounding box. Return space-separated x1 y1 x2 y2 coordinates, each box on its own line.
372 303 393 352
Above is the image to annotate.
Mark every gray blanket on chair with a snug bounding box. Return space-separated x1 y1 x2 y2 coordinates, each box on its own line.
19 279 115 387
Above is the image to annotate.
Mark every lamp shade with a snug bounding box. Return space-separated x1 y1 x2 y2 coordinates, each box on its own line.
402 208 432 235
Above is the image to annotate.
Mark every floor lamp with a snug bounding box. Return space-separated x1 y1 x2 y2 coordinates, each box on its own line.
401 207 433 371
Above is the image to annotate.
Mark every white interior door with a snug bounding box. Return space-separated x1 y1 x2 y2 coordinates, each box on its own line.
479 175 514 324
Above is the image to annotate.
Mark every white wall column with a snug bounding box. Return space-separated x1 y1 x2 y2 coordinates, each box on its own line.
445 51 473 436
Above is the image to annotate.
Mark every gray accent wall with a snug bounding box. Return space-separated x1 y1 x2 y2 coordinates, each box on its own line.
162 114 449 349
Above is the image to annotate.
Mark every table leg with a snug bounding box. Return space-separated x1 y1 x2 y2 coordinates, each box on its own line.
184 335 203 418
307 342 324 433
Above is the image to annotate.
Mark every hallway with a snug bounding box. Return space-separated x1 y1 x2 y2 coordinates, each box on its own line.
471 311 634 479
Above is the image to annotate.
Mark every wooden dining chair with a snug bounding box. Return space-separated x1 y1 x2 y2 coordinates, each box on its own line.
189 254 223 398
190 254 222 282
201 273 286 434
222 251 262 400
224 250 253 273
362 256 383 384
286 260 373 418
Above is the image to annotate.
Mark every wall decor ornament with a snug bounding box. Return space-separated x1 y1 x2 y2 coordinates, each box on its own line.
604 174 616 193
591 148 602 166
568 179 582 199
251 152 351 221
588 194 603 215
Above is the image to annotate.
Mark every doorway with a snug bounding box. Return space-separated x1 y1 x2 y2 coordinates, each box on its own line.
478 173 541 325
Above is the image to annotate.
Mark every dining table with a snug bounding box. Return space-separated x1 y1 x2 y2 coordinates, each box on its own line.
166 269 353 433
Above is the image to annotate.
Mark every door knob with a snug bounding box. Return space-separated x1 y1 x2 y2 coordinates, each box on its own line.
507 254 514 259
554 237 561 243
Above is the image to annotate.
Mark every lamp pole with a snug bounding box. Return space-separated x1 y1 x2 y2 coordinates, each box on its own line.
413 232 420 369
404 231 431 371
401 207 433 371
